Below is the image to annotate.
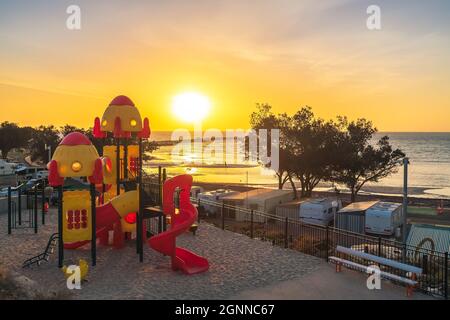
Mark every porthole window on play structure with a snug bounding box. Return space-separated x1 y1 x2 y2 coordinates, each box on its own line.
130 119 137 127
71 161 82 172
102 119 107 127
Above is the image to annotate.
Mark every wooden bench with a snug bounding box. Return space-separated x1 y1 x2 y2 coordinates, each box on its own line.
329 245 423 297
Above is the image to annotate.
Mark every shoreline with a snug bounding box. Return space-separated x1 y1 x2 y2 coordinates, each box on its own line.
193 181 450 226
192 181 450 207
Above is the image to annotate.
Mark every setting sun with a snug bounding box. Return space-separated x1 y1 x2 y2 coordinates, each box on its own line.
172 92 211 123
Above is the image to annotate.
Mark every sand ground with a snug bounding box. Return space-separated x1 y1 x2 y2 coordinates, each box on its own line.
0 209 434 300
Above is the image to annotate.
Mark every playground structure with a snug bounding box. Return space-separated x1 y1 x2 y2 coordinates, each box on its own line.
42 95 208 275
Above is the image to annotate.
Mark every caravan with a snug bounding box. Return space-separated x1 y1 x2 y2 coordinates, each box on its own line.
365 202 403 236
276 198 342 226
197 189 240 215
299 198 342 226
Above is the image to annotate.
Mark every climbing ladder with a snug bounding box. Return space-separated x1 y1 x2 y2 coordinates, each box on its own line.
22 233 59 268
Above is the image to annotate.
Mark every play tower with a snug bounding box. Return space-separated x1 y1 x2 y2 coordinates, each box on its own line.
46 95 208 274
92 95 150 262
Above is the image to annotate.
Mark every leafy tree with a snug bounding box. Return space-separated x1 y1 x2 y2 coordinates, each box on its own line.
285 107 340 198
0 122 33 159
29 125 61 162
250 104 297 196
331 117 405 202
60 124 81 137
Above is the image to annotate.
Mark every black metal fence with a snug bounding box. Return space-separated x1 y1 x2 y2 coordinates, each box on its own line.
7 180 47 234
140 178 448 299
193 197 449 299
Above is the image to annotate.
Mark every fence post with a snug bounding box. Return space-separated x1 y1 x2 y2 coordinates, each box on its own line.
197 199 201 223
7 186 11 234
284 217 288 248
34 188 38 234
41 182 45 225
445 252 448 300
422 254 428 274
403 243 407 263
57 185 64 268
158 166 162 206
18 187 22 225
250 210 254 239
326 226 329 262
221 202 225 230
378 237 382 257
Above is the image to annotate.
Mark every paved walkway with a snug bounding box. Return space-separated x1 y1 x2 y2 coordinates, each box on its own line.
231 264 434 300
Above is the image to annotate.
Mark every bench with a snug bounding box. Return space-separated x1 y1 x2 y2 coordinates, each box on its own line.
329 245 423 297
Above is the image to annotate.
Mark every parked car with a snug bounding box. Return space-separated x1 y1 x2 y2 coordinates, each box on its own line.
16 166 48 182
0 187 9 198
23 179 41 192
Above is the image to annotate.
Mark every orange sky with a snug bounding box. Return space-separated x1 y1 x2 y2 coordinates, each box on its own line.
1 0 449 131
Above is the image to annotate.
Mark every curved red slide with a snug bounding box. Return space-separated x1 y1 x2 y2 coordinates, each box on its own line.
148 175 209 275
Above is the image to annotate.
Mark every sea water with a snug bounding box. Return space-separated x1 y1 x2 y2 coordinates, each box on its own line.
147 132 450 198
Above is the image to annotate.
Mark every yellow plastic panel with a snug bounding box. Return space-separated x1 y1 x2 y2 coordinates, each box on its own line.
62 190 92 243
53 145 99 178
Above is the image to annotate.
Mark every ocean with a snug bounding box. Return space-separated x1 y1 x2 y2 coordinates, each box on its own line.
148 131 450 199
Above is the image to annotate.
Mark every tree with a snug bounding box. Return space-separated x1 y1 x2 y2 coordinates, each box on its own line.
331 117 405 202
29 125 61 162
250 104 297 196
60 124 81 137
0 122 33 159
285 107 340 198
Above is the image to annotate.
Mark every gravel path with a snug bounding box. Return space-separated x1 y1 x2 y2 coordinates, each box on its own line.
0 209 321 299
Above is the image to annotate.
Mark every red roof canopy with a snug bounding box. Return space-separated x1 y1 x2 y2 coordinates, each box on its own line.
59 132 92 146
109 95 135 106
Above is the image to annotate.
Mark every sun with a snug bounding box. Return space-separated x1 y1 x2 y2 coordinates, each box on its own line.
172 92 211 123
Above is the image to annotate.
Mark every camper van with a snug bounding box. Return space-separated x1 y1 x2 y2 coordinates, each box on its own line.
197 189 240 215
190 186 204 200
299 198 342 226
364 202 403 236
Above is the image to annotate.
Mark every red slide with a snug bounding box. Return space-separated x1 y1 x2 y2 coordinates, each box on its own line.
148 175 209 275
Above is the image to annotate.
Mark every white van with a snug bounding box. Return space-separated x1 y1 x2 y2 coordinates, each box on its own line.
299 198 342 226
365 202 403 236
0 159 16 176
16 167 47 182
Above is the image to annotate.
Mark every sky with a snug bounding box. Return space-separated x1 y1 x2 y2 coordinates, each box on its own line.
0 0 449 131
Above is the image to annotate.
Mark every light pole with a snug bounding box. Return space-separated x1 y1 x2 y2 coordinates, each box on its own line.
402 157 409 244
44 144 52 163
